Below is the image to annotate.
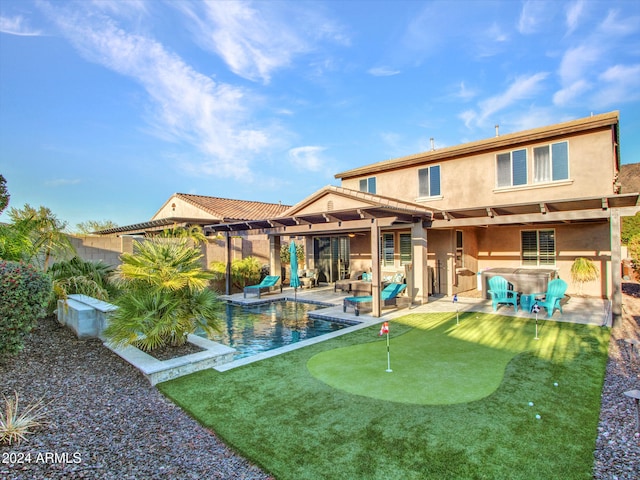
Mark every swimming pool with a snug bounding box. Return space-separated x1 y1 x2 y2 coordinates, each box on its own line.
203 301 348 360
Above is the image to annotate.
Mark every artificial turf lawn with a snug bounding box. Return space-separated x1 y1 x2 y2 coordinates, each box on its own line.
158 312 610 480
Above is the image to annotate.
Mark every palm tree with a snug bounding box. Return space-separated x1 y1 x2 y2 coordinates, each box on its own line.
104 238 221 352
156 224 208 244
2 204 75 270
47 257 116 313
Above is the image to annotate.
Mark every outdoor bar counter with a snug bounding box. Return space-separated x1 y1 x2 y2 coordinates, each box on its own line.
481 268 558 300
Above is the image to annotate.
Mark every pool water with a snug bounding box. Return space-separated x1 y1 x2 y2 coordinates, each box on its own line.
203 301 348 360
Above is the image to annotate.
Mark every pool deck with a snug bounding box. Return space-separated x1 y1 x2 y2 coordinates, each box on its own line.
215 284 611 371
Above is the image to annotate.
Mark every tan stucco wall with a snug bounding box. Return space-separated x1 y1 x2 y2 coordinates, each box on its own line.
475 222 610 298
341 128 616 211
151 195 218 221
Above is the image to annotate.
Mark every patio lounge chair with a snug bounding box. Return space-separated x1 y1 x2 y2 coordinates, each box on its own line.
343 283 407 316
334 270 364 292
532 278 568 317
244 275 282 299
488 275 519 312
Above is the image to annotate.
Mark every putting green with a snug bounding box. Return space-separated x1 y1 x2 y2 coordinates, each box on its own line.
307 313 541 405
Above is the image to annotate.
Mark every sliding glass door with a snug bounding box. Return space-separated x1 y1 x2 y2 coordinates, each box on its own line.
313 236 350 283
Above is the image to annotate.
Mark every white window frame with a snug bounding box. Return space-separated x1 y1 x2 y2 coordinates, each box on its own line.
418 165 441 198
359 177 377 194
496 149 527 188
533 141 569 184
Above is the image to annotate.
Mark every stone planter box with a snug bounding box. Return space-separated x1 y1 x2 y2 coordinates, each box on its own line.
56 294 236 384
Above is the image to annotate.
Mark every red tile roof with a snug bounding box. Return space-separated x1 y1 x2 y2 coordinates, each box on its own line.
175 193 291 221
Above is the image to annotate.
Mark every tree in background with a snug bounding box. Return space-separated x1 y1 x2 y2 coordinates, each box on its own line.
622 212 640 245
76 220 118 234
2 204 75 270
156 224 207 244
0 174 9 215
210 256 262 290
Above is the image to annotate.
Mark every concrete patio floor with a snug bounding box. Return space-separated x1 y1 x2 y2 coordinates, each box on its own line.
221 283 612 327
214 284 612 371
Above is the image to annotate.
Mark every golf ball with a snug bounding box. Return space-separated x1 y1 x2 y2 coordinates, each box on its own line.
536 414 541 420
528 402 534 407
553 382 558 387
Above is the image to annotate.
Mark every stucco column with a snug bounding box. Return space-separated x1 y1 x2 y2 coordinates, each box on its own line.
611 209 622 328
411 221 429 304
370 219 381 317
225 232 232 296
270 235 282 279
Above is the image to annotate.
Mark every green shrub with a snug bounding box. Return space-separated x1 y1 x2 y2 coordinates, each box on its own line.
210 256 262 290
0 261 52 359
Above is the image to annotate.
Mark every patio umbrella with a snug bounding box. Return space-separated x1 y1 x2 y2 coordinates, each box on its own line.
289 241 301 301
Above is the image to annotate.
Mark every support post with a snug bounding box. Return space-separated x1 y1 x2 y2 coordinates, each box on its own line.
611 209 622 328
411 221 429 305
370 219 381 317
225 232 232 296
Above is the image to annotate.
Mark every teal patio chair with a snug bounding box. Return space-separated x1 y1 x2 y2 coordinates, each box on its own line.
244 275 282 299
488 275 519 312
533 278 568 317
343 282 407 316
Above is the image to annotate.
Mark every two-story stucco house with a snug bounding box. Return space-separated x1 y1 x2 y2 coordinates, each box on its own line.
206 111 639 323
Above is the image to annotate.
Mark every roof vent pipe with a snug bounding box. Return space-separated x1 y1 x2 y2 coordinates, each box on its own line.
495 124 499 137
430 137 435 151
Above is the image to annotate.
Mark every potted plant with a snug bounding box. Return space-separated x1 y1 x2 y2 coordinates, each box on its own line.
570 257 599 296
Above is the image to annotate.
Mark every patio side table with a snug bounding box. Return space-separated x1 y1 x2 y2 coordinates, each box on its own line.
520 293 538 312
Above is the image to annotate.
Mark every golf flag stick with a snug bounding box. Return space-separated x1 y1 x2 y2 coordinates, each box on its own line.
532 302 541 340
379 322 392 372
453 294 459 324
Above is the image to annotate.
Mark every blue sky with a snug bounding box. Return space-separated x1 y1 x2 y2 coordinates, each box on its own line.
1 0 639 231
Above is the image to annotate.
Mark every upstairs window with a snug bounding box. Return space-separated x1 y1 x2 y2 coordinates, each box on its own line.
359 177 376 194
496 149 527 188
521 229 555 266
418 165 441 197
534 141 569 183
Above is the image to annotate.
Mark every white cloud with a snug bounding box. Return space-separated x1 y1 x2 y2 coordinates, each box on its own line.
459 110 477 129
288 146 326 171
517 1 548 35
565 0 585 35
557 44 603 86
0 15 42 36
174 0 348 84
368 66 400 77
456 82 476 101
553 79 591 106
592 64 640 108
475 73 549 125
40 1 275 180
